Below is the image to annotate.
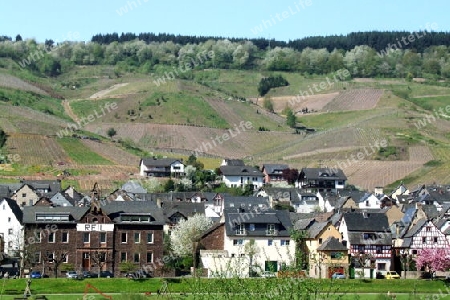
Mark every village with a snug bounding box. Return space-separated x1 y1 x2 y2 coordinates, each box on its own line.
0 156 449 280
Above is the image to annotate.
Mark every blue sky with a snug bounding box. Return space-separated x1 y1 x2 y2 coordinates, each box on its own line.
2 0 448 42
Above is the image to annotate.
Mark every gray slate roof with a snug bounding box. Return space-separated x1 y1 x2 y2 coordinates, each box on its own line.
101 201 165 225
300 168 347 181
262 164 289 175
220 166 263 177
22 206 89 224
317 237 347 251
343 212 389 232
225 209 292 237
141 157 183 167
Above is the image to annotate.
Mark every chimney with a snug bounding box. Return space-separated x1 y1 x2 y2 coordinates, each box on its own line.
156 198 162 208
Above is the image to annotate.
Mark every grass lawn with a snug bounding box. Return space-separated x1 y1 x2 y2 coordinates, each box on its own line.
1 278 449 296
57 137 113 165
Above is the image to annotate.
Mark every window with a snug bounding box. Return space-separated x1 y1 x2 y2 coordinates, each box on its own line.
8 228 12 235
319 238 322 244
249 224 255 231
358 245 365 253
134 253 140 263
268 240 273 246
62 232 68 243
147 232 154 244
236 224 245 235
63 255 68 263
377 263 386 271
100 232 106 243
331 252 343 259
47 252 54 263
376 246 382 254
134 232 141 243
233 239 243 246
412 250 417 255
48 232 55 243
83 232 90 243
83 252 90 259
281 240 290 246
426 226 431 231
34 252 41 263
36 231 41 243
120 252 127 262
121 233 127 243
267 224 275 235
422 237 426 243
146 252 153 263
22 193 26 197
434 237 438 243
8 217 10 222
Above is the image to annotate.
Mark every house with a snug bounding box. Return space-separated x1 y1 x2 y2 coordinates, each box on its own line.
357 193 381 210
293 218 348 278
22 200 165 278
338 212 392 277
139 157 185 177
200 208 294 277
298 168 347 193
220 165 264 190
292 192 326 213
0 198 23 257
261 164 288 183
21 180 61 197
399 219 450 256
10 184 40 207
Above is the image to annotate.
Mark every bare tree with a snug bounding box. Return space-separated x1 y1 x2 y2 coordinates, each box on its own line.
90 251 114 278
46 249 69 278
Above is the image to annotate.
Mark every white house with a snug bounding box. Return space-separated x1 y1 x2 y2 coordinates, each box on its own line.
357 193 381 210
0 198 23 257
139 157 185 177
220 165 264 190
200 209 295 278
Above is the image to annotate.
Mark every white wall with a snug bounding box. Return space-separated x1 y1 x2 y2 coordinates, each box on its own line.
222 175 264 189
223 235 296 275
0 201 23 256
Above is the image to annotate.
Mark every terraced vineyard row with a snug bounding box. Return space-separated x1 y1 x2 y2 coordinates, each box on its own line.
5 133 71 165
0 73 49 95
80 139 141 166
323 89 383 112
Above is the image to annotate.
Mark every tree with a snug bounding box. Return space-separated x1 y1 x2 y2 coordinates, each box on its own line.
107 127 117 138
47 250 69 278
90 251 113 278
263 95 274 113
15 34 22 42
286 108 297 128
244 239 260 276
170 214 213 270
163 179 175 192
282 168 299 185
415 248 450 278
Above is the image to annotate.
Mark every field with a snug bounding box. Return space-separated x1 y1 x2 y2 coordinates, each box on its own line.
0 60 450 191
0 278 449 300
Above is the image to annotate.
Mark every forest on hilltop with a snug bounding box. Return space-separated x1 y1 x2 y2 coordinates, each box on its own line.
1 31 450 79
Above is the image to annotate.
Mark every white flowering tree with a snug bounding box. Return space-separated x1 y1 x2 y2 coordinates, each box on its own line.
170 214 213 270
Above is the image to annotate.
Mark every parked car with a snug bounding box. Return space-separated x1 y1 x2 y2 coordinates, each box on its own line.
66 271 79 279
82 271 98 278
385 271 400 279
261 271 276 278
331 272 346 279
30 271 42 279
99 271 114 278
376 272 385 279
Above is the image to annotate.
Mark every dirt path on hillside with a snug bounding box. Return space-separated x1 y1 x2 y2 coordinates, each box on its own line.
283 146 360 160
62 100 79 122
89 83 129 99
